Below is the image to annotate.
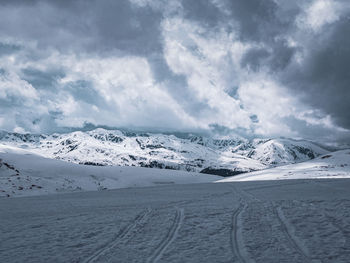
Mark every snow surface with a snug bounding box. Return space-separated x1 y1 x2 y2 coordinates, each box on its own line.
218 150 350 182
1 179 350 262
0 144 220 198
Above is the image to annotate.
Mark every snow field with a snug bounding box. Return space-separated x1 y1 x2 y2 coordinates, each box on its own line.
1 180 350 262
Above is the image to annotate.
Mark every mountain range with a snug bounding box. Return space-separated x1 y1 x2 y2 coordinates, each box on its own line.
0 128 330 176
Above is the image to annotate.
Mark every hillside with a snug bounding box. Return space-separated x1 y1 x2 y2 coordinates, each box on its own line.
0 144 219 198
219 150 350 182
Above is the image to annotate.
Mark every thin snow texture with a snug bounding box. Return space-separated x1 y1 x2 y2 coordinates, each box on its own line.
0 179 350 262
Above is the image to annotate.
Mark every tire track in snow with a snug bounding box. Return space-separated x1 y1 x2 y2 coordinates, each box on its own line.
274 206 320 263
230 204 250 263
83 208 152 263
147 208 184 263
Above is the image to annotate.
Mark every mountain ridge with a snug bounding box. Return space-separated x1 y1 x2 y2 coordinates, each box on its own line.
0 128 330 176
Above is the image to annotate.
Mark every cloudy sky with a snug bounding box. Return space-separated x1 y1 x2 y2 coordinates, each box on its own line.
0 0 349 142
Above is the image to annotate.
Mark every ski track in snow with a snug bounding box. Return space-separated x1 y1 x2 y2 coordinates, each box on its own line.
83 208 152 263
274 206 320 263
147 208 184 263
230 204 249 263
228 184 257 263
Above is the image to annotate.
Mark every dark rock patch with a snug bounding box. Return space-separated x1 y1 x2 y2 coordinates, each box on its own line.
200 167 247 177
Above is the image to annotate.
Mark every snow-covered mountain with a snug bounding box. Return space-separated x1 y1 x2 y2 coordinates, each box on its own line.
0 128 329 176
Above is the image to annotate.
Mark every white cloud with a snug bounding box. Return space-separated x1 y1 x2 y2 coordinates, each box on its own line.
0 49 199 131
162 17 253 130
297 0 348 32
13 126 26 133
58 55 198 129
0 71 38 101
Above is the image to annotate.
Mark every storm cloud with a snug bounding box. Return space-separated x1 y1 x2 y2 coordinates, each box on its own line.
0 0 349 142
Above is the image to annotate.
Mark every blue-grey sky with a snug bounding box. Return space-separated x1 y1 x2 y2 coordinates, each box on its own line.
0 0 349 142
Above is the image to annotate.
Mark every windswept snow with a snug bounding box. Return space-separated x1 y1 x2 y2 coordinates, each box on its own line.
218 150 350 182
1 179 350 262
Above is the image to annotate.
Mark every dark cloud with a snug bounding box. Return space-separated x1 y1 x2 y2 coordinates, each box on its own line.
283 17 350 129
206 0 350 132
181 0 299 72
0 0 162 55
241 40 296 72
0 42 21 56
181 0 297 42
20 67 65 90
63 80 107 107
240 47 270 71
250 114 259 123
89 1 162 55
269 40 296 71
225 0 282 42
282 115 350 143
182 0 223 27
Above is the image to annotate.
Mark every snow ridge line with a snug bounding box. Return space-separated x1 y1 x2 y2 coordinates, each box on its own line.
274 207 319 263
147 208 184 263
83 208 152 263
230 204 247 263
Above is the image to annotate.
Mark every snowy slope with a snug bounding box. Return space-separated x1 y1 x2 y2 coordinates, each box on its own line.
232 138 329 166
0 129 329 175
0 145 220 198
0 143 345 198
1 178 350 262
218 150 350 182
